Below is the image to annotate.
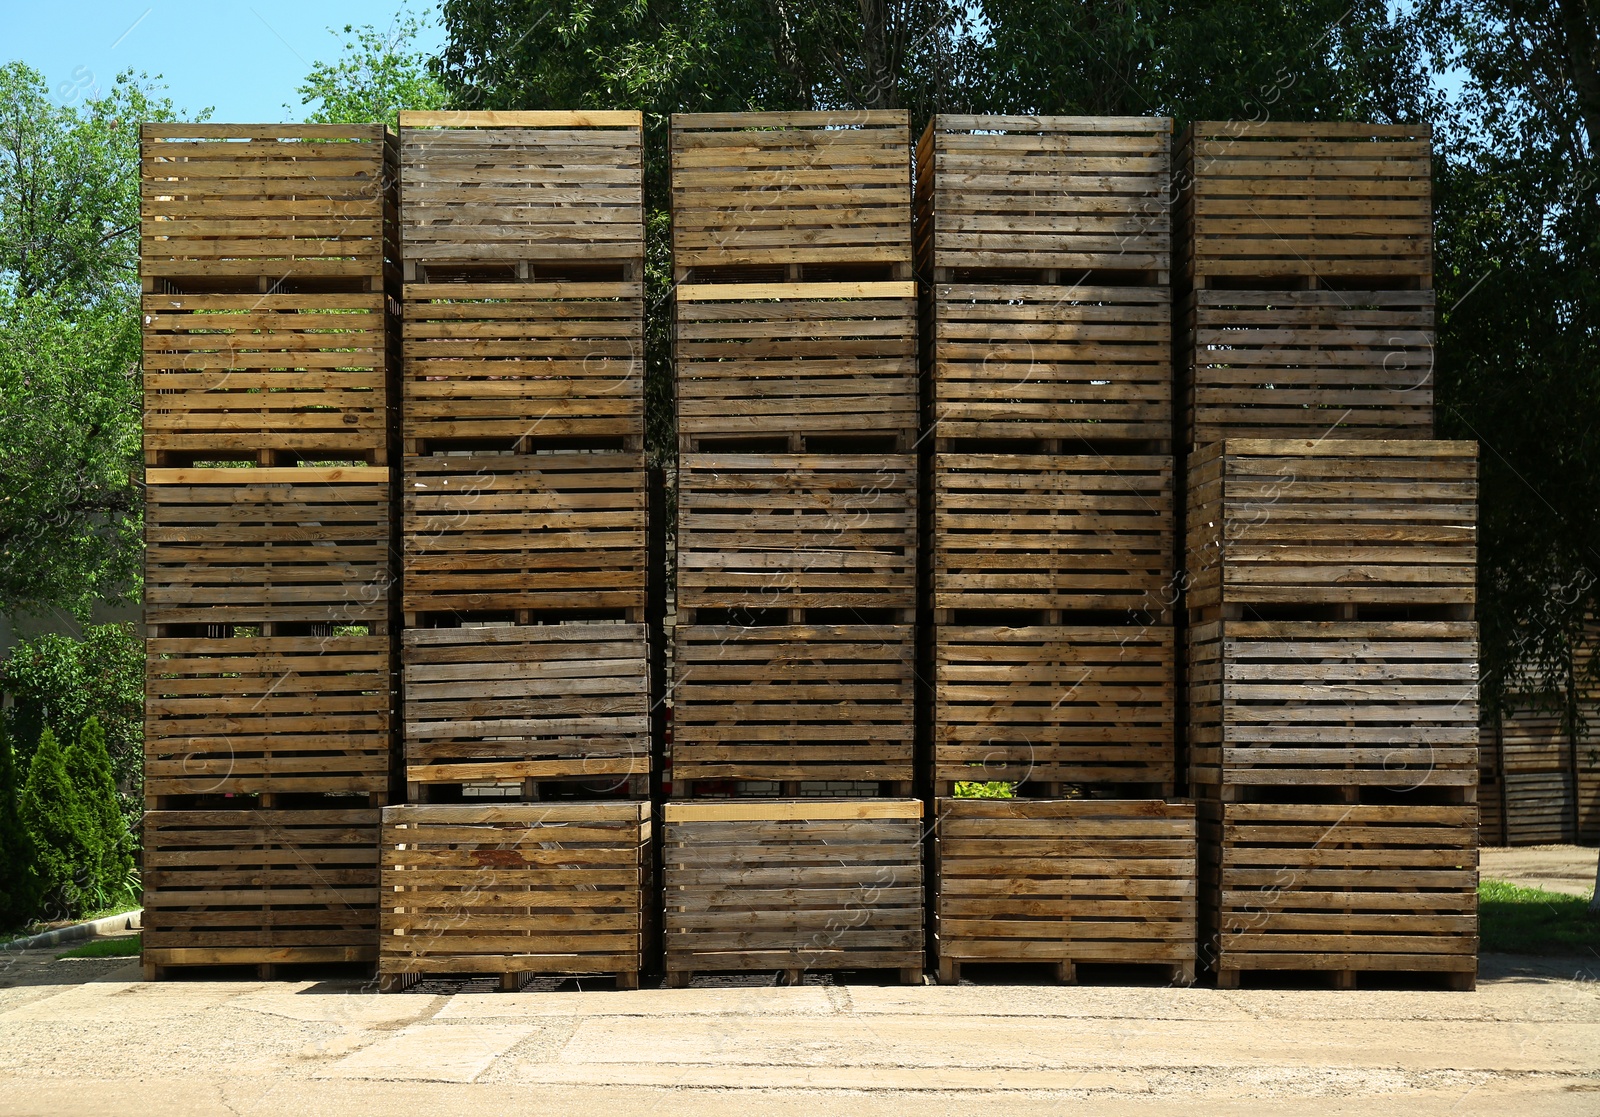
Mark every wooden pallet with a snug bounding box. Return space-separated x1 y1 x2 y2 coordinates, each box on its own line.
378 802 650 990
1186 440 1477 615
1493 700 1577 844
402 622 649 788
928 284 1171 442
399 111 643 276
671 624 915 783
1176 122 1432 284
402 451 646 618
934 625 1175 789
933 454 1173 614
145 633 392 801
933 798 1195 983
145 467 391 627
142 292 390 463
1187 620 1478 794
670 111 913 281
1183 288 1435 447
676 453 916 612
1199 798 1477 988
916 115 1171 278
403 280 644 445
675 283 918 444
662 799 924 982
143 806 380 976
141 123 394 289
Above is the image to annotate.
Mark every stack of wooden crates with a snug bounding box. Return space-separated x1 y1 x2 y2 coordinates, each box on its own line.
139 124 400 977
1177 122 1481 988
378 112 652 991
917 116 1198 985
663 111 925 985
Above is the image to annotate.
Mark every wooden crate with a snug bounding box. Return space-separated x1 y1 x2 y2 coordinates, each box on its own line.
141 123 394 288
1183 288 1435 447
142 292 390 463
399 111 643 273
1200 799 1477 987
916 116 1171 277
1177 122 1432 284
379 802 650 989
1187 620 1478 794
402 451 645 619
934 625 1175 790
1186 440 1477 614
1498 701 1576 844
677 454 916 612
670 111 913 281
933 454 1173 614
675 284 917 444
663 800 924 981
934 798 1195 983
145 634 392 802
928 284 1170 441
671 624 914 783
144 467 391 628
402 622 649 788
403 281 644 445
143 807 380 973
1579 698 1600 844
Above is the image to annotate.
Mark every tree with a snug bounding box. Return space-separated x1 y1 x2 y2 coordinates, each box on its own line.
66 716 134 906
0 624 143 823
0 730 40 929
20 727 93 920
296 5 451 126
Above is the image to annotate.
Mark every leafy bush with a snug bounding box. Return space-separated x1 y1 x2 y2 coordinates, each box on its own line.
0 731 41 929
67 716 135 910
20 727 95 920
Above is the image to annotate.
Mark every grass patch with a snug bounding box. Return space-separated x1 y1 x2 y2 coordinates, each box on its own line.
1480 879 1600 955
56 934 141 960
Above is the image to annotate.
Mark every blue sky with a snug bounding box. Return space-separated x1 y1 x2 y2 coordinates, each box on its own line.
5 1 446 121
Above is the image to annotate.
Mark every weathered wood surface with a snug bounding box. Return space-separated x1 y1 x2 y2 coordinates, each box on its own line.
143 807 380 967
663 800 923 977
934 798 1195 979
379 802 649 984
402 452 646 617
400 117 643 266
670 111 913 280
676 454 916 612
142 292 390 461
402 622 649 786
403 281 644 443
675 288 917 443
928 284 1171 441
933 454 1173 613
145 634 392 801
671 624 915 783
144 467 391 627
935 626 1175 788
1177 122 1432 283
1479 699 1576 845
141 123 394 284
1199 799 1478 979
1186 440 1477 613
1187 620 1479 792
1183 288 1435 446
916 116 1171 275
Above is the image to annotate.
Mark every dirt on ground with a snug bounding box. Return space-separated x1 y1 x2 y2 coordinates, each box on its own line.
1 937 1597 1117
1482 844 1598 899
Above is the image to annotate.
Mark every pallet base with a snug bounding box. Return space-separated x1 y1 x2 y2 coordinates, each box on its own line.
1214 963 1476 992
143 946 376 982
935 957 1195 987
378 967 641 993
666 960 923 987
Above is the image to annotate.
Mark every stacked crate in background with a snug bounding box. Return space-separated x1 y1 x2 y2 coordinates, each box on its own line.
663 111 924 984
381 112 651 991
1178 122 1481 989
917 116 1196 985
139 124 399 977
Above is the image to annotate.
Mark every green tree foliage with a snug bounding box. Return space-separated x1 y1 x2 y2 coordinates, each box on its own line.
66 716 135 907
0 624 143 820
20 727 93 919
296 5 450 126
0 731 41 930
